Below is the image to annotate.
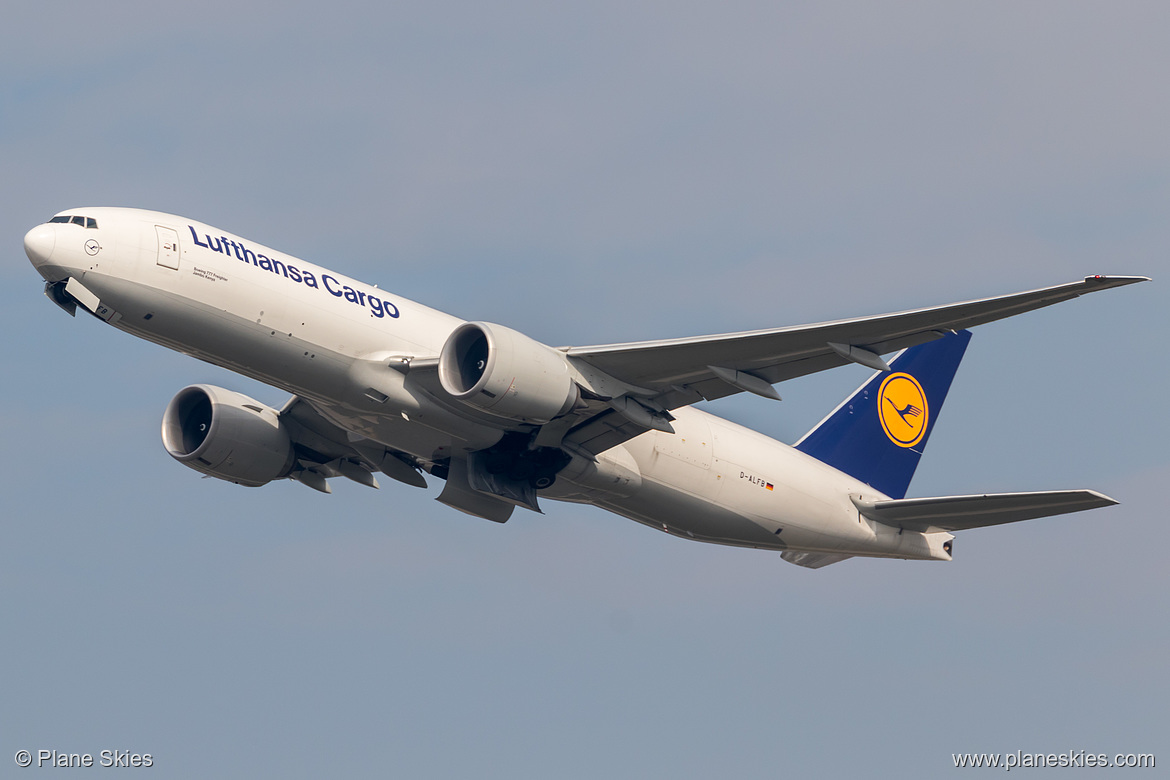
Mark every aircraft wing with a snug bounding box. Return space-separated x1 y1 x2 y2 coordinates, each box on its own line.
560 276 1147 456
852 490 1118 533
568 275 1145 400
277 396 429 491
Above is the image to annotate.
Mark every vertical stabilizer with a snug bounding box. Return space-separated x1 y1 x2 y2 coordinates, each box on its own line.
794 330 971 499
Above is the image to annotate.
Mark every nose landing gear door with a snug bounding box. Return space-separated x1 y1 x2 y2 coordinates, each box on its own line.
156 225 180 270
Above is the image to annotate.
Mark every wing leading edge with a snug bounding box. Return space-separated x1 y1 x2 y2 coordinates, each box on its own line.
569 275 1146 397
562 276 1148 456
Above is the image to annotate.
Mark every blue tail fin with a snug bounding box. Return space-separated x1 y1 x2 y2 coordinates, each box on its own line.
794 330 972 499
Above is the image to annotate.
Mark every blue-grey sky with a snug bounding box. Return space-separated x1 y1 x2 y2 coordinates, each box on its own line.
3 2 1167 777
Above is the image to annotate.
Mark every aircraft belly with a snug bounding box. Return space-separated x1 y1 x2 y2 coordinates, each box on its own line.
87 274 502 459
608 405 927 555
597 478 787 549
593 473 946 558
95 273 347 390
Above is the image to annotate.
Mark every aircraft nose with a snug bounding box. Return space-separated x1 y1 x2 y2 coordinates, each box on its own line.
24 224 56 270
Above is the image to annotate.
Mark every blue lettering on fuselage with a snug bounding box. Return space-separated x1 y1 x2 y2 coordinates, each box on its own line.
188 226 399 319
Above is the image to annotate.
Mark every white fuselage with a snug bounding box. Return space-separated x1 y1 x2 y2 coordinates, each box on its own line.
25 207 951 561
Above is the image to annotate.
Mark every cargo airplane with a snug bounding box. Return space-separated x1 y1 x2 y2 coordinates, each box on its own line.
24 208 1148 567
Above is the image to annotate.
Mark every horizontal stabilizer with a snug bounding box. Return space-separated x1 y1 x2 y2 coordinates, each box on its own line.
852 490 1117 533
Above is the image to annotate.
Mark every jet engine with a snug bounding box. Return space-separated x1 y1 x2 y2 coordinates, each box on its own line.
161 385 295 486
438 322 578 424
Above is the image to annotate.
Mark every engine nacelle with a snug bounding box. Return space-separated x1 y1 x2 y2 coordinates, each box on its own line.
438 321 578 424
161 385 295 486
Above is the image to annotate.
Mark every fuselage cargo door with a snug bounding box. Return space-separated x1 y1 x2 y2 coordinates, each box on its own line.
156 225 180 270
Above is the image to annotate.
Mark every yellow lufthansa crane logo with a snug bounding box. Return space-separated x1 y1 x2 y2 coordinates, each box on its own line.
877 372 929 448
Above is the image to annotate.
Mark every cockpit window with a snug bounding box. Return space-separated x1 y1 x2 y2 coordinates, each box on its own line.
48 215 98 228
